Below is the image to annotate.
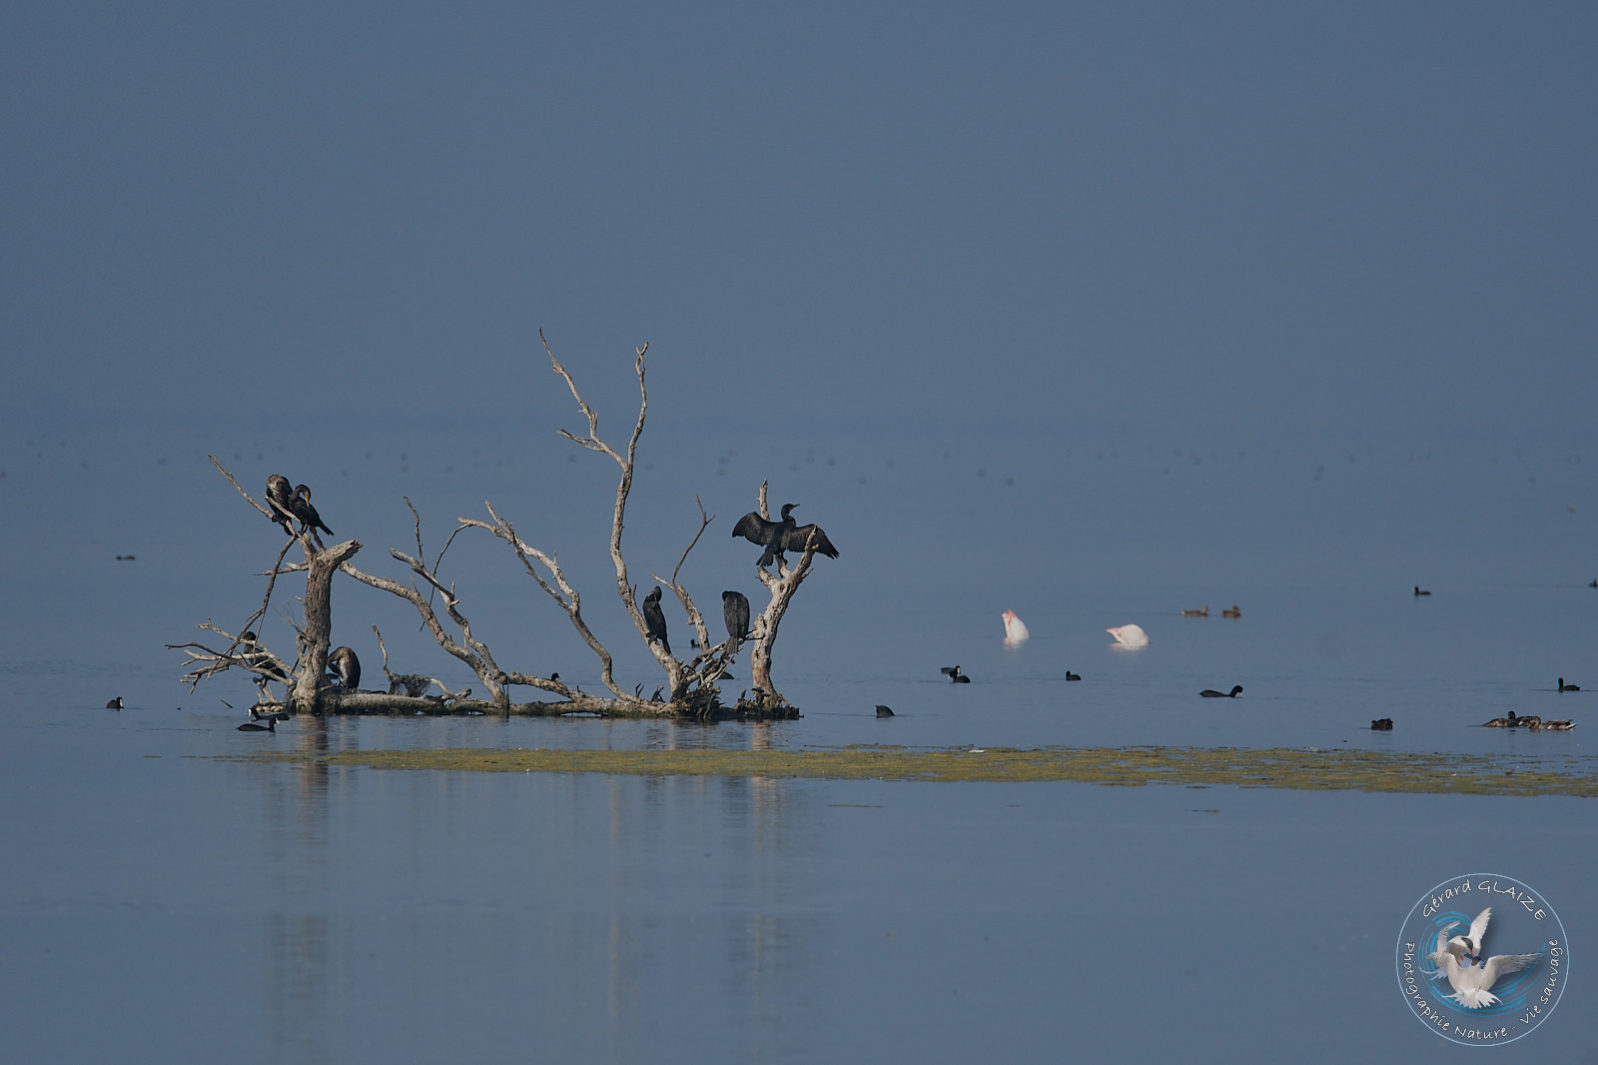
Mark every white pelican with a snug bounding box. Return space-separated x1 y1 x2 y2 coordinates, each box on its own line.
1002 610 1030 645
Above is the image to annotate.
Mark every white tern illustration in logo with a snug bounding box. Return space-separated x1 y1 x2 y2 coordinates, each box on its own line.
1428 907 1541 1009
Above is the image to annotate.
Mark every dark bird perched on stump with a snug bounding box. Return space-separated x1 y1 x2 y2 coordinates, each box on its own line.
723 590 750 643
328 646 361 691
1199 685 1244 698
643 586 671 655
266 474 297 532
291 484 333 536
733 503 839 568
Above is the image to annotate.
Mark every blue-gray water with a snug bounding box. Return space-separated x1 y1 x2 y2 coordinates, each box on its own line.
2 413 1593 1063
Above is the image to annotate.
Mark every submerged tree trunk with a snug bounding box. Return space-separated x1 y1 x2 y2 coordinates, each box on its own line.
290 539 362 712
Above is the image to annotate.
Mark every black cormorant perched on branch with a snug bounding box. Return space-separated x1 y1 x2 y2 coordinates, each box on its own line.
266 474 297 532
723 590 750 643
328 646 361 691
643 586 671 655
240 631 287 680
291 484 333 536
732 503 838 568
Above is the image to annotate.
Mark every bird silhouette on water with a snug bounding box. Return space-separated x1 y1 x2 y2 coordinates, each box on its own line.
1199 685 1244 698
1559 677 1581 692
1370 717 1393 730
643 586 671 655
941 665 971 684
105 697 123 710
875 705 895 718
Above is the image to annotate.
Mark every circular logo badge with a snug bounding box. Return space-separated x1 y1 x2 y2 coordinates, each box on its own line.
1394 873 1568 1045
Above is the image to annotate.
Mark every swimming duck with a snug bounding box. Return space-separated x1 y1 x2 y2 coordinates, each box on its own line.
1482 710 1536 728
1558 677 1581 692
940 665 971 683
1182 606 1209 617
1370 717 1393 730
1222 605 1241 618
1199 685 1244 698
1530 719 1576 731
237 717 276 733
1002 610 1030 645
1065 671 1081 682
105 696 123 710
1414 586 1432 596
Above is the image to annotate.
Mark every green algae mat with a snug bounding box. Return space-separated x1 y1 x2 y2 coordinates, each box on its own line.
241 744 1598 797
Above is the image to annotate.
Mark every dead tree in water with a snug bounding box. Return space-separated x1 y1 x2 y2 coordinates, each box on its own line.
170 335 825 719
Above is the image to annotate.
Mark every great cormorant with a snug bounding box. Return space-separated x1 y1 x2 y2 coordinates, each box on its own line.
240 631 287 680
1199 685 1244 698
733 503 838 567
106 696 123 710
237 717 276 732
722 590 750 643
1559 677 1581 692
266 474 297 532
941 665 970 683
642 586 671 655
875 705 895 717
291 484 333 536
328 646 361 691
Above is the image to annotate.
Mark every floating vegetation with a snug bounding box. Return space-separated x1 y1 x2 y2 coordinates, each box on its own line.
237 744 1598 797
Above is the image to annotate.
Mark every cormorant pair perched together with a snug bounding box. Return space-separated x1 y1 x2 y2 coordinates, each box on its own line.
732 504 838 570
266 474 332 537
641 588 754 658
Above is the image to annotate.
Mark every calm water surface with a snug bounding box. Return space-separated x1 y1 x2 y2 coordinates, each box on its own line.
2 416 1593 1063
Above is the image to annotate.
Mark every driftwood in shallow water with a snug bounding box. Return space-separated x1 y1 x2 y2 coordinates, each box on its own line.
171 335 826 720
